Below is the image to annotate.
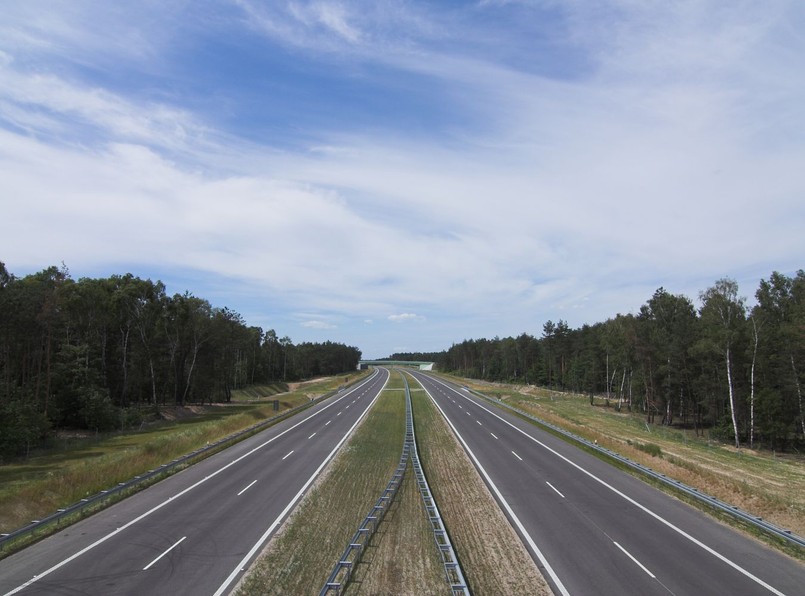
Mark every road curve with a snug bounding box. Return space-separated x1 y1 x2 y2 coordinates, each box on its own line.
0 368 390 596
409 370 805 596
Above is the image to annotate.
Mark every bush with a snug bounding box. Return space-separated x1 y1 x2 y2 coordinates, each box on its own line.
122 407 145 429
632 441 662 457
78 389 119 432
0 398 52 459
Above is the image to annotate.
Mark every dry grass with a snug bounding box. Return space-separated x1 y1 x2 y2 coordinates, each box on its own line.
445 375 805 541
348 464 446 595
409 380 551 595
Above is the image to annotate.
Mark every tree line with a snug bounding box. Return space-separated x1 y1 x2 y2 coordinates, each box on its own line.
433 272 804 452
0 263 361 458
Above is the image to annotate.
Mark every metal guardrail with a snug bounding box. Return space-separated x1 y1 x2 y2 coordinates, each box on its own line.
321 371 471 595
445 379 805 551
402 373 469 596
0 371 377 554
320 410 410 594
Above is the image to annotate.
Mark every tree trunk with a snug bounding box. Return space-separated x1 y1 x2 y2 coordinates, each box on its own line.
726 346 740 448
182 342 200 406
665 356 672 426
146 356 156 405
120 325 130 407
791 354 804 437
628 369 633 411
750 318 759 449
44 325 51 416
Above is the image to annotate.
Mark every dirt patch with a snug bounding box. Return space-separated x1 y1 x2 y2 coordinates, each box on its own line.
286 377 333 392
157 405 208 420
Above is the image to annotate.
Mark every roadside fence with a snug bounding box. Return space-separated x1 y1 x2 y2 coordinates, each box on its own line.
320 371 471 595
402 373 469 596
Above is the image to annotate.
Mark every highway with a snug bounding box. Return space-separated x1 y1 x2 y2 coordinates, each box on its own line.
0 368 389 596
409 370 805 596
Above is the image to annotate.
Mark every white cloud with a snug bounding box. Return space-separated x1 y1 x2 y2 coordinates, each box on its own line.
0 1 195 67
303 2 362 43
301 320 337 329
388 313 425 323
235 0 443 56
0 60 227 177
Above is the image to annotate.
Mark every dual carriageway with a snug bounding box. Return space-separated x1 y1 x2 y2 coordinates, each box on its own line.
1 367 803 595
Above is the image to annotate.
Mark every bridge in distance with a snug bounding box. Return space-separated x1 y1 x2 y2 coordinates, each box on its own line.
358 360 434 370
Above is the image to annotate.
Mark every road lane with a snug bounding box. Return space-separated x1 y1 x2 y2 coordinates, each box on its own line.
1 368 390 596
410 371 805 596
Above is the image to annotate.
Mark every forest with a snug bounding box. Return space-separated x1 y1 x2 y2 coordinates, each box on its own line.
0 263 361 458
434 272 804 452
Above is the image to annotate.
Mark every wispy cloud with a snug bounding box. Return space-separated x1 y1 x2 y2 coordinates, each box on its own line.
301 320 337 330
234 0 443 56
1 1 803 358
0 63 201 149
388 313 425 323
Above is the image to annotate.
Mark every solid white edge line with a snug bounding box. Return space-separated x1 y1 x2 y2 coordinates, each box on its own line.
237 480 258 496
4 370 383 596
418 379 571 596
425 373 786 596
211 369 391 596
546 481 565 499
613 541 656 578
143 536 187 571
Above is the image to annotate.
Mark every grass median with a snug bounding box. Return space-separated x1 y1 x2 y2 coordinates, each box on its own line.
235 372 447 595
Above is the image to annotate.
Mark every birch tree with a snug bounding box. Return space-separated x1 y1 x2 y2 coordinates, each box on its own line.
699 278 746 448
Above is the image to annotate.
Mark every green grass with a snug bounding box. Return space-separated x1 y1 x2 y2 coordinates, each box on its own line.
230 383 289 401
0 372 366 545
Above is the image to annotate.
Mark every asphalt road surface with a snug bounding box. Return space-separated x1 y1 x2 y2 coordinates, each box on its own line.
0 368 390 596
409 370 805 596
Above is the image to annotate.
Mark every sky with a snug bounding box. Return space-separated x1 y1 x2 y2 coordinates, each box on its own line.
1 1 804 359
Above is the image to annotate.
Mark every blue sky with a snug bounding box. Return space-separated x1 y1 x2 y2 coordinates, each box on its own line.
2 1 804 359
